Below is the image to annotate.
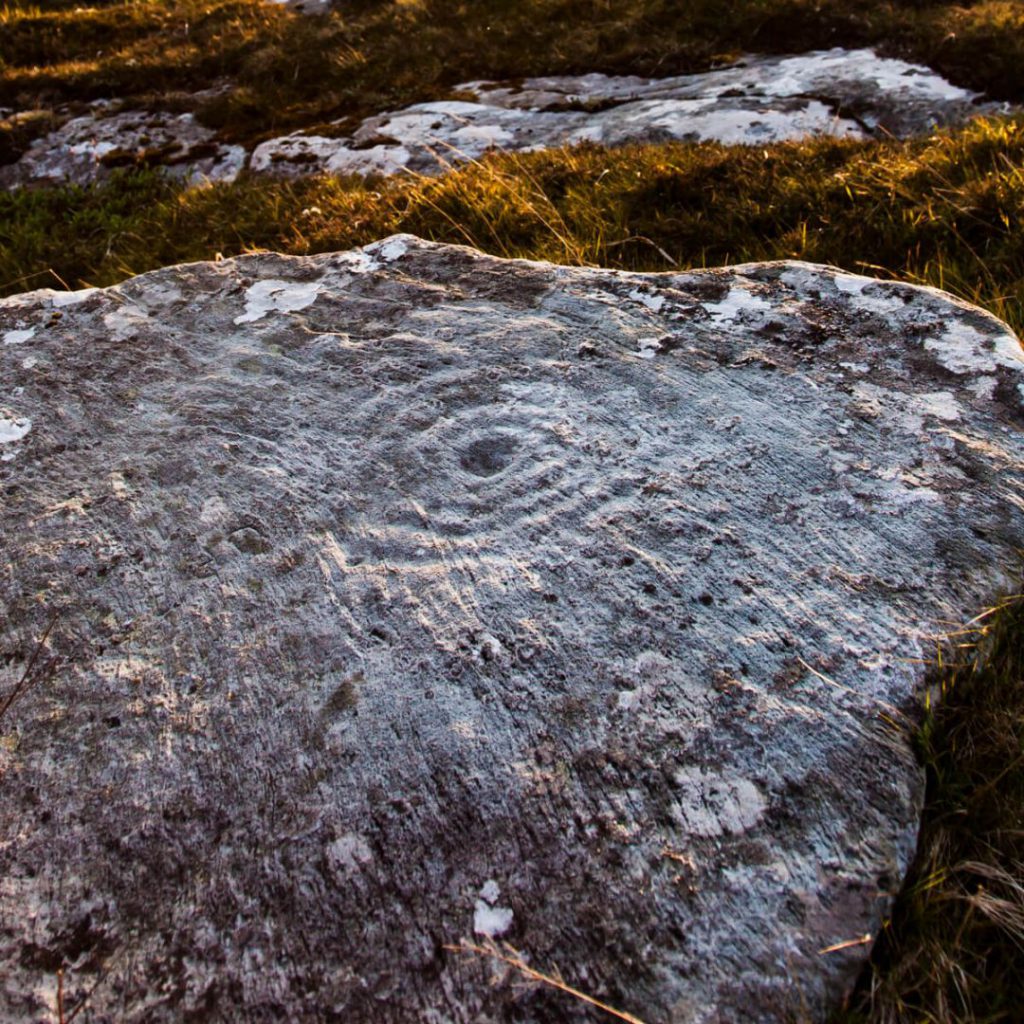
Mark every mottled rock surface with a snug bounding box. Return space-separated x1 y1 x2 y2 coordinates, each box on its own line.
2 49 1004 190
251 48 1001 178
1 237 1023 1023
0 107 246 189
265 0 332 13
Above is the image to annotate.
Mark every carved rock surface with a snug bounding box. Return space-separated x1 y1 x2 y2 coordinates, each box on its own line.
1 237 1023 1022
251 48 1000 178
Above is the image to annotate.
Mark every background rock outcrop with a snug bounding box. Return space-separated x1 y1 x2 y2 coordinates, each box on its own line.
0 48 1004 189
1 237 1023 1022
0 106 246 189
253 48 998 178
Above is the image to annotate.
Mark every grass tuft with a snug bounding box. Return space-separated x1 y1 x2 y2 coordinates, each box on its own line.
835 595 1024 1023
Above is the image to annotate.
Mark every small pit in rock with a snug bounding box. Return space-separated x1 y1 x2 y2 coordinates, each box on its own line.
460 435 518 477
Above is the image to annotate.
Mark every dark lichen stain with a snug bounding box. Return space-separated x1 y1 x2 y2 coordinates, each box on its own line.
322 671 364 717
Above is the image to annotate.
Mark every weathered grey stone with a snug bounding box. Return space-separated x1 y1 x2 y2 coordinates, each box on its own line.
0 107 245 189
1 236 1023 1022
3 49 1004 190
264 0 332 14
251 48 1003 178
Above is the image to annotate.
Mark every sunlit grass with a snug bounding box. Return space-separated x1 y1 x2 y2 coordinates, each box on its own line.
3 116 1021 332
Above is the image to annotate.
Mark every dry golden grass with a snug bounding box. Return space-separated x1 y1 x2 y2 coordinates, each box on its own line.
3 116 1021 332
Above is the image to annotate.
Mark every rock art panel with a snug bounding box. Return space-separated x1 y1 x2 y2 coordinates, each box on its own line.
1 236 1023 1022
0 107 246 189
251 48 1001 178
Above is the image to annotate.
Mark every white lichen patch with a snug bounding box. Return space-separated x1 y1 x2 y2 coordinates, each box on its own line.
829 273 913 318
850 382 919 434
473 903 514 938
335 249 383 275
103 304 151 340
925 323 1024 376
703 286 774 324
473 880 514 938
919 391 962 422
250 48 1002 181
327 834 374 875
109 471 131 498
671 770 768 838
0 285 99 316
371 236 410 263
969 376 998 400
0 413 32 444
636 337 662 359
198 495 231 525
2 327 35 346
52 287 100 308
234 279 323 325
629 288 666 313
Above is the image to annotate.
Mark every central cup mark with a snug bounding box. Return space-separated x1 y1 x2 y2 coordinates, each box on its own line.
460 435 518 477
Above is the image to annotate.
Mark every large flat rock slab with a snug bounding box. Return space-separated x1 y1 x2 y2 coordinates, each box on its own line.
1 237 1023 1022
251 48 1000 178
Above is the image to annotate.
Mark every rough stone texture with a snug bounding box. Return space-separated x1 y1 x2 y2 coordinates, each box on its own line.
1 236 1023 1023
265 0 332 14
2 48 1003 190
0 107 246 189
251 48 1002 178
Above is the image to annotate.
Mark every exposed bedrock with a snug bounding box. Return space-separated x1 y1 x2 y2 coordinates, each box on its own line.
251 48 1005 178
1 48 1008 190
1 237 1023 1022
0 106 245 190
